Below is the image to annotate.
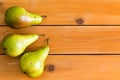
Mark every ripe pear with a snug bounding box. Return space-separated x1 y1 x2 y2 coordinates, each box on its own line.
1 34 39 57
20 40 50 78
5 6 45 29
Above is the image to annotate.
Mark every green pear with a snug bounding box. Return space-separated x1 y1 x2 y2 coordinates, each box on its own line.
1 34 39 57
5 6 45 29
20 40 50 78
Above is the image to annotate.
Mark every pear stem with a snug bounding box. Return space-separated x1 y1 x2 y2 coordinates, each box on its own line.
41 15 47 18
44 38 49 46
38 34 46 36
0 53 5 55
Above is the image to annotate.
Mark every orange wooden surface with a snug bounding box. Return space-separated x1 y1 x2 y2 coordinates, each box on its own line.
1 55 120 80
0 0 120 80
0 0 120 25
0 26 120 54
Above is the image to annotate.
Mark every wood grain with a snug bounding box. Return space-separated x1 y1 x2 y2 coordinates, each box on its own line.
0 26 120 54
0 0 120 25
1 55 120 80
0 0 120 80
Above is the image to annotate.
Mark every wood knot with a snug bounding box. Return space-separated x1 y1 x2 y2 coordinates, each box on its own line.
45 64 55 72
76 18 84 25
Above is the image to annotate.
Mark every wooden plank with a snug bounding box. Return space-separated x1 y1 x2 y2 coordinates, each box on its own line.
1 55 120 80
0 0 120 25
0 26 120 54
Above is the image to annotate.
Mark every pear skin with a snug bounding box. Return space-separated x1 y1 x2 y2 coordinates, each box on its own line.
1 34 39 57
20 45 50 78
27 64 44 78
5 6 44 29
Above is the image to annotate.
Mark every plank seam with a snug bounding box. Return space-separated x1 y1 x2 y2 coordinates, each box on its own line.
1 25 120 26
1 54 120 56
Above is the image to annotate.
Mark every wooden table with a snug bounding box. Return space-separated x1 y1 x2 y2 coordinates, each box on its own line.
0 0 120 80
